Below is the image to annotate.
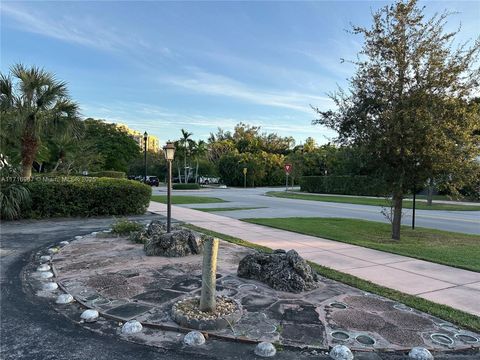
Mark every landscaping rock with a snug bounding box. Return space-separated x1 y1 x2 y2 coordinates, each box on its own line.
144 227 204 257
48 247 59 254
183 331 205 346
37 264 51 272
329 345 354 360
38 271 54 279
56 293 74 304
130 220 180 244
121 320 143 334
80 309 99 322
409 347 434 360
254 342 277 357
237 249 318 293
43 282 58 291
59 241 69 246
40 255 51 262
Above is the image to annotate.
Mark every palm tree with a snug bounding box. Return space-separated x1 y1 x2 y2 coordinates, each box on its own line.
178 129 194 183
0 64 81 178
192 140 208 183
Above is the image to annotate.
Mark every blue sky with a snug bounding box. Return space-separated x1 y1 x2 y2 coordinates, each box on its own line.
1 1 479 146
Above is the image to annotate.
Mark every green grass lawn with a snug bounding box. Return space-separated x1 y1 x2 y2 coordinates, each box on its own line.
243 217 480 272
151 195 227 204
266 191 480 211
192 207 266 212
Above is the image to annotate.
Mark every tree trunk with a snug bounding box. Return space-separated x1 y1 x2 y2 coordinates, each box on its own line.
427 179 434 206
195 160 199 183
20 132 38 179
184 150 187 183
199 237 219 313
391 193 403 240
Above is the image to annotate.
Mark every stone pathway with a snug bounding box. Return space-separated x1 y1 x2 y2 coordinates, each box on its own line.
148 202 480 316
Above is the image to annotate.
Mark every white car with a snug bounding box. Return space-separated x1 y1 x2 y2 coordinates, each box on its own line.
199 176 220 185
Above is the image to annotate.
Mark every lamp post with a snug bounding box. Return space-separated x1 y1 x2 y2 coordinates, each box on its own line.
163 141 176 233
143 131 148 183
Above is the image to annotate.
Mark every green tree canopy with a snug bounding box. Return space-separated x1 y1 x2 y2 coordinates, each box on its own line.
313 0 480 239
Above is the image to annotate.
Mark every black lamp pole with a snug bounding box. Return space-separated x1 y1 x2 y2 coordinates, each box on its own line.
143 131 148 183
163 142 175 233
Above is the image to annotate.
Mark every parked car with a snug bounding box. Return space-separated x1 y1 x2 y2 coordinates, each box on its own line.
145 176 159 186
199 176 220 185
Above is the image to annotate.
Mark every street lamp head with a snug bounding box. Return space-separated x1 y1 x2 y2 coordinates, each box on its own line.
163 141 175 161
143 131 148 141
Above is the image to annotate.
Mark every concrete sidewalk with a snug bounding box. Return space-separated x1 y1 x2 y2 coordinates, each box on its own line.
148 202 480 316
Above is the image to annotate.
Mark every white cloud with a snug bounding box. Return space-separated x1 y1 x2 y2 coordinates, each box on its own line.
163 69 333 113
1 3 147 53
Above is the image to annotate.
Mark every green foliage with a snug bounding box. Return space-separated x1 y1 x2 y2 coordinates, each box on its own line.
83 118 140 173
312 0 480 239
300 176 389 196
2 177 151 219
88 171 126 178
0 64 82 178
172 183 201 190
111 218 144 235
0 161 31 220
128 151 166 178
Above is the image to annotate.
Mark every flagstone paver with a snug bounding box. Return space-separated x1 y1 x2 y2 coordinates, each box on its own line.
148 202 480 316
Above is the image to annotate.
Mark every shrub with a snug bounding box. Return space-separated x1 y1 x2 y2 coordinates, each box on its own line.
172 183 201 190
300 175 389 196
1 176 151 219
88 171 126 178
111 218 145 236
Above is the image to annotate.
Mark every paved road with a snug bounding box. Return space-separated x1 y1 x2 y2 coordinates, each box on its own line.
153 187 480 235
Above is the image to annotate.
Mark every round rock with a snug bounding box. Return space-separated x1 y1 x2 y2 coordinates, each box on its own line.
409 347 434 360
56 293 74 304
59 241 69 246
43 282 58 291
329 345 354 360
40 255 51 262
80 309 99 322
183 331 206 346
48 248 59 254
122 320 143 334
38 271 54 279
37 264 51 272
75 236 82 240
254 342 277 357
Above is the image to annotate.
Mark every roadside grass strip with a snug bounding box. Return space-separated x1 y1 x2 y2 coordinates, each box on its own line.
266 191 480 211
151 195 227 204
183 224 480 332
242 217 480 272
191 207 266 212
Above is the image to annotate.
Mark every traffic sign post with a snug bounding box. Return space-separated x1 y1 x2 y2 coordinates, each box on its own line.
243 167 247 189
284 164 292 191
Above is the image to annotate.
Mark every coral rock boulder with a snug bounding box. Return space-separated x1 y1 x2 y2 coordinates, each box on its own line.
144 228 204 257
237 249 318 293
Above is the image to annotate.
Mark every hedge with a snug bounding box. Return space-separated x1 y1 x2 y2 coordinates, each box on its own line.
87 171 126 178
172 183 201 190
300 175 389 196
2 176 151 219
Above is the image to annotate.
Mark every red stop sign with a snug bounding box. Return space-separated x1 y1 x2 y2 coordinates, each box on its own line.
284 164 292 174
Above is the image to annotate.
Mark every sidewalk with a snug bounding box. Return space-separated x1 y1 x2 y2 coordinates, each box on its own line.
148 202 480 316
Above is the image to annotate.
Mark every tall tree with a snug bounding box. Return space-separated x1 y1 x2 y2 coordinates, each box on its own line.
0 64 81 178
178 129 194 183
313 0 480 240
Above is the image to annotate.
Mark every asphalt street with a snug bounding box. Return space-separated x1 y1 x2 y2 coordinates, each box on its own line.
153 187 480 235
0 215 217 360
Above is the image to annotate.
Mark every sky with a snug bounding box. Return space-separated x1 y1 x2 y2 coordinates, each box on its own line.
1 1 479 146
